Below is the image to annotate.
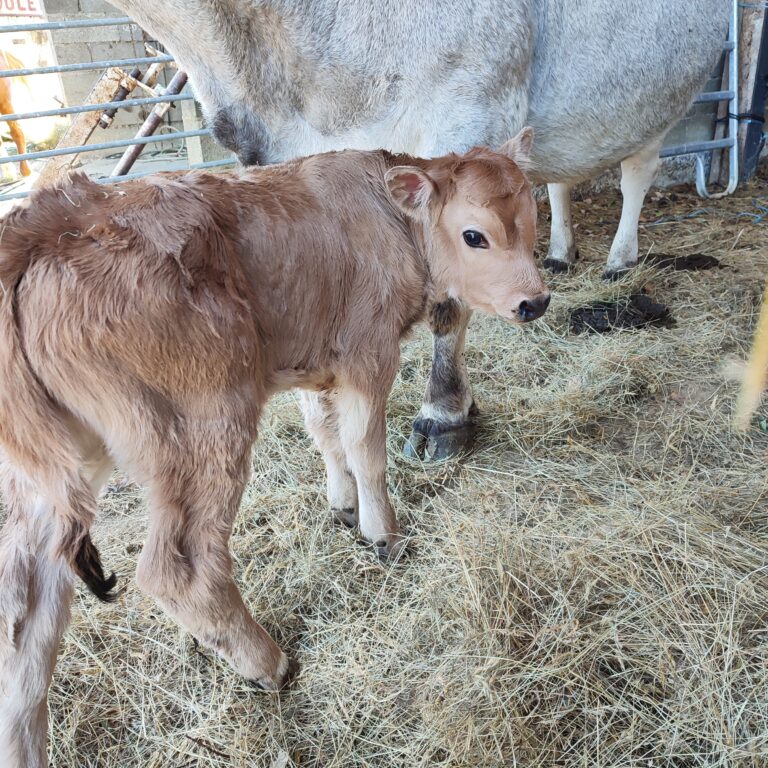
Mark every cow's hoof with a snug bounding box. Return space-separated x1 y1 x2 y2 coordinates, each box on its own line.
404 416 477 461
542 257 574 274
250 654 299 692
602 265 634 281
332 507 358 528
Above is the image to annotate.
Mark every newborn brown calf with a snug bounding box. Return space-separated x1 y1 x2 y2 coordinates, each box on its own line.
0 129 548 766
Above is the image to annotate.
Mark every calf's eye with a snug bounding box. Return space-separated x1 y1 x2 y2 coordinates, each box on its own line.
462 230 489 249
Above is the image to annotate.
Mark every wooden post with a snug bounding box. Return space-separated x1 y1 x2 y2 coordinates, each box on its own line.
33 67 127 189
180 96 204 167
738 3 768 181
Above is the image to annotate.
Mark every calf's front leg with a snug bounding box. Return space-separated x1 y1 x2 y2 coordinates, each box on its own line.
405 299 477 461
335 386 403 560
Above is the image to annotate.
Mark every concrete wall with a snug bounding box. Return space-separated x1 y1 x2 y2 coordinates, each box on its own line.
43 0 191 162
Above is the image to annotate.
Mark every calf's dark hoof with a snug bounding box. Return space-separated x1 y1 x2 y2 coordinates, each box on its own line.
404 412 477 461
250 656 300 692
372 534 406 562
332 507 358 528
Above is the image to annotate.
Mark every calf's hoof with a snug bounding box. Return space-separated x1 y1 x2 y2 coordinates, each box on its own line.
404 412 477 461
371 532 406 562
251 653 299 692
332 506 358 528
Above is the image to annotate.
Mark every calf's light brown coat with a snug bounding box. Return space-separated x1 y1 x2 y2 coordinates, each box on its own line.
0 133 547 767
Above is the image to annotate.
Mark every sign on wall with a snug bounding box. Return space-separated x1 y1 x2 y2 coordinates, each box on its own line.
0 0 44 18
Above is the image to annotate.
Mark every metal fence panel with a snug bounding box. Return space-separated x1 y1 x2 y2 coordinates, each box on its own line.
0 14 234 205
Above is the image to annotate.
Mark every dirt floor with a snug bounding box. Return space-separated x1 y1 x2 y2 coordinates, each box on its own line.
26 168 768 766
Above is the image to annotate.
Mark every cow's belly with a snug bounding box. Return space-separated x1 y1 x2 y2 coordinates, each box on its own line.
525 0 730 182
266 78 523 162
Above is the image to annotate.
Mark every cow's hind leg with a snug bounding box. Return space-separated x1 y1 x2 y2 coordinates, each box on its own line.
405 299 476 461
298 390 358 528
603 137 664 280
0 439 112 768
135 429 292 691
543 182 578 272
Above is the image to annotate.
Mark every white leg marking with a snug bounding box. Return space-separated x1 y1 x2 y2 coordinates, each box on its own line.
546 182 577 264
298 390 357 512
336 387 401 553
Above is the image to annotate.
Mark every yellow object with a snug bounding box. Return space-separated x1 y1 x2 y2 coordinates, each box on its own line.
735 281 768 430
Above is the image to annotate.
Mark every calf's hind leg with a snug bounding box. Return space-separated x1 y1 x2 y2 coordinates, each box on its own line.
0 493 74 768
405 300 476 461
298 390 358 528
6 119 30 177
0 440 112 768
336 384 403 559
136 430 292 691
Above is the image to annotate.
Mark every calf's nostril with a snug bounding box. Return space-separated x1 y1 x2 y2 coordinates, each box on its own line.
518 293 550 322
519 300 535 321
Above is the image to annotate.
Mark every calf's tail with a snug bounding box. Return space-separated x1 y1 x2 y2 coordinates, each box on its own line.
0 235 116 601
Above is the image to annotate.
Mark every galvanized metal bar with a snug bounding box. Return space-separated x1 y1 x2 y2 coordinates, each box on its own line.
696 0 739 196
191 158 237 169
0 129 209 165
694 89 736 103
111 70 188 175
0 93 195 123
0 55 173 78
0 17 133 34
659 137 735 158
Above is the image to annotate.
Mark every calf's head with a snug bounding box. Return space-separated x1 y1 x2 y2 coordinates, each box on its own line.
385 128 550 323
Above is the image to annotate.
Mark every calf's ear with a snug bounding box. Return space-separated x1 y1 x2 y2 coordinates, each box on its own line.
385 166 438 217
500 126 534 168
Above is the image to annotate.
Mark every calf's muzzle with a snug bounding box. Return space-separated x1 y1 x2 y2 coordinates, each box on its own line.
517 291 551 322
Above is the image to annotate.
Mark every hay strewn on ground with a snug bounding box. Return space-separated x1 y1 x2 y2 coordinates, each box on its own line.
29 171 768 766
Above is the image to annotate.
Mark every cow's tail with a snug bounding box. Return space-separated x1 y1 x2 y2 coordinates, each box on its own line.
0 229 117 602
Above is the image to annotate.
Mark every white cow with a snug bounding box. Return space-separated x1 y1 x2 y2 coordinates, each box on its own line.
114 0 729 457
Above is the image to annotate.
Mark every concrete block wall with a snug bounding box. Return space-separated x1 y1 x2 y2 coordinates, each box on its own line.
44 0 189 150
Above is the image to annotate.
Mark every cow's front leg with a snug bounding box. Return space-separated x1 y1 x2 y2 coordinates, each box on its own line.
298 390 358 528
336 385 403 560
405 299 476 461
603 137 664 279
543 182 578 272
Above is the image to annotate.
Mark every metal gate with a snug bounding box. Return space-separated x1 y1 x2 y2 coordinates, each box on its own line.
0 14 234 207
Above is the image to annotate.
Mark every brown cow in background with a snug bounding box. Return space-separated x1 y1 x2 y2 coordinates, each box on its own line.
0 130 548 767
0 51 30 178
